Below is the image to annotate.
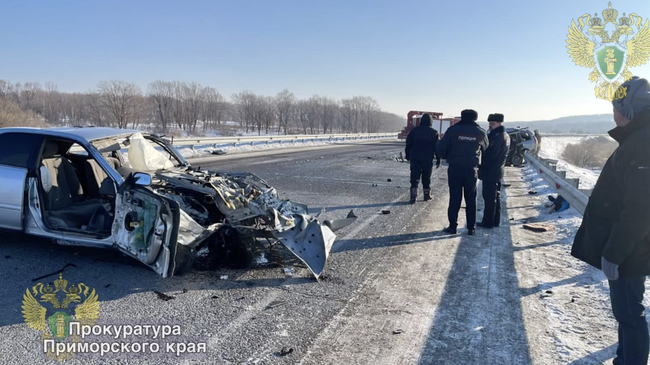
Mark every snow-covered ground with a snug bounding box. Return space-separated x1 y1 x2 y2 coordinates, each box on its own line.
512 161 650 364
538 136 609 190
176 138 378 159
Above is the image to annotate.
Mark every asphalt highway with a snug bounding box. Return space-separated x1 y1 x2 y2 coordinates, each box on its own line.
1 139 550 364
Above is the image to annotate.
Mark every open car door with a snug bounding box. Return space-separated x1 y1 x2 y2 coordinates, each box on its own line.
112 173 190 277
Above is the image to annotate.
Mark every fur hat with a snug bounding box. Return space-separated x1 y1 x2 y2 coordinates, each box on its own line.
487 113 504 123
612 76 650 120
461 109 478 121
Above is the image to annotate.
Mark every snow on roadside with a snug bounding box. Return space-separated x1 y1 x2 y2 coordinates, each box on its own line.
512 162 650 363
176 139 382 159
507 165 618 364
539 136 607 190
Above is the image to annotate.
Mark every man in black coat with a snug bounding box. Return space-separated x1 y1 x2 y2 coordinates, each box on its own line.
436 109 488 235
405 113 441 204
571 76 650 365
478 113 510 228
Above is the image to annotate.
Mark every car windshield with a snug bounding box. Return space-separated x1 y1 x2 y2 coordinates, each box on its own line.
91 132 186 171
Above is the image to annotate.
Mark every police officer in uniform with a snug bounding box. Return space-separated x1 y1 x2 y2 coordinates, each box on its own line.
405 113 441 204
478 113 510 228
436 109 488 235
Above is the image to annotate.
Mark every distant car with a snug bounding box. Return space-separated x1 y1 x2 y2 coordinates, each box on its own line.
0 127 355 278
505 127 538 167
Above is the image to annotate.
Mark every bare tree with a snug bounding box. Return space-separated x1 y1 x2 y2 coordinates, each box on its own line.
296 100 310 134
0 98 43 128
182 82 203 133
201 86 226 132
275 89 296 135
85 91 107 126
258 96 276 135
97 80 142 129
232 91 257 133
563 137 617 168
340 98 363 133
147 81 175 134
562 138 602 168
320 97 338 134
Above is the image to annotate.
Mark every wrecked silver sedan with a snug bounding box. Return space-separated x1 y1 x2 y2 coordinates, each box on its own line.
0 127 355 278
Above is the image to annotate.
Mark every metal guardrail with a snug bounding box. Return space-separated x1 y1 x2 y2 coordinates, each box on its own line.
170 133 398 149
524 151 592 216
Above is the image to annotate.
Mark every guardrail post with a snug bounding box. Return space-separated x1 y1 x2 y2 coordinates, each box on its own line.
565 178 580 189
556 170 566 179
579 189 593 197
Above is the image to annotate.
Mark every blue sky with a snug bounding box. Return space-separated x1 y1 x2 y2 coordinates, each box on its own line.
1 0 650 121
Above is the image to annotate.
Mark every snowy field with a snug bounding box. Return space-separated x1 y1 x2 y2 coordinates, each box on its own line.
538 136 611 190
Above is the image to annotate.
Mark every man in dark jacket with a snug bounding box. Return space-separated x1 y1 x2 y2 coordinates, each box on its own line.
571 76 650 365
405 113 441 204
436 109 488 235
478 113 510 228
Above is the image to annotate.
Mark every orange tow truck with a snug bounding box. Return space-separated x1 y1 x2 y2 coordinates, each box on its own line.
398 111 460 140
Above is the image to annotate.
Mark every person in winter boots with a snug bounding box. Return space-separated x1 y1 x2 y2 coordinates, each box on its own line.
571 76 650 365
436 109 488 235
478 113 510 229
405 113 441 204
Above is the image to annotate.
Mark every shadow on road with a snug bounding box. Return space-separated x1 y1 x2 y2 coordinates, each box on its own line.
565 344 617 364
417 180 534 364
332 230 452 254
310 201 413 214
0 230 314 328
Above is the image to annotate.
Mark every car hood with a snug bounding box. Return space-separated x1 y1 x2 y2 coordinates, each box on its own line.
148 167 355 278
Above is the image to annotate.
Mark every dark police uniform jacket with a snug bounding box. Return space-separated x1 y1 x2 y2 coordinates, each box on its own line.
478 125 510 181
436 119 488 167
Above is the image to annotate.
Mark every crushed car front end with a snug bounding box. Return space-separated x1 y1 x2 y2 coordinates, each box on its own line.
106 132 354 278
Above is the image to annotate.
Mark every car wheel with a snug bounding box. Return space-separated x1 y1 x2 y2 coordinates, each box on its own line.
512 154 524 167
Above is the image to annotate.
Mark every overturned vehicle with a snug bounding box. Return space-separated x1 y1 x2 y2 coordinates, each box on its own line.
0 127 356 278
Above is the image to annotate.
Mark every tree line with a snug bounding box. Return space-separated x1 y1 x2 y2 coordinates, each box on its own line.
0 79 405 135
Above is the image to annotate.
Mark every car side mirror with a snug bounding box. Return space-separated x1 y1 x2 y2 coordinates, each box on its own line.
133 172 152 186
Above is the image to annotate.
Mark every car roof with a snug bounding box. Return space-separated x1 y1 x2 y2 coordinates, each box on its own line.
0 126 142 142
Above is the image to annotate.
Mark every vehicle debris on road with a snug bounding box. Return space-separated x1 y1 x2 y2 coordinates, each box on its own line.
523 223 555 232
153 290 175 301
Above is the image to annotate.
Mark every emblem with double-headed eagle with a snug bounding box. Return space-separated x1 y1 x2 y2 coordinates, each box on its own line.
21 273 100 361
567 2 650 101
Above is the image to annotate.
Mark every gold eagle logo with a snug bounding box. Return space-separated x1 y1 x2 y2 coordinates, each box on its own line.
567 2 650 101
21 273 100 361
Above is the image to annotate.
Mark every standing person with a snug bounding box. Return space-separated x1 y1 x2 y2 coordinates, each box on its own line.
405 113 441 204
436 109 488 235
571 76 650 365
477 113 510 229
533 129 542 156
